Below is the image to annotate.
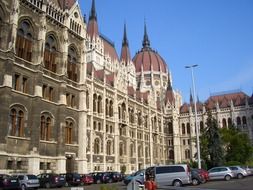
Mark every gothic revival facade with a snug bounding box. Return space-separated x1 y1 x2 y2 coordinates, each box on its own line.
0 0 252 175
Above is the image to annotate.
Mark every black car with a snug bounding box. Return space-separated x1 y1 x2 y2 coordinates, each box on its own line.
106 172 121 183
60 173 81 187
90 172 110 184
0 174 20 190
37 173 65 188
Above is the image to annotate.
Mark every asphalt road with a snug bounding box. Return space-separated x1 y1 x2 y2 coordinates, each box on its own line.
39 175 253 190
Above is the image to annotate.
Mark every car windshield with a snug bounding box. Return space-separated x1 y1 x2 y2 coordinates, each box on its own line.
27 175 37 179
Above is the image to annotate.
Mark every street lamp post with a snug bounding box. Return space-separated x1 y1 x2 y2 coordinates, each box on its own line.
185 64 201 169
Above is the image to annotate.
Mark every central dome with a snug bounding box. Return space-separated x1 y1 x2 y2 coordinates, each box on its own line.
133 24 168 74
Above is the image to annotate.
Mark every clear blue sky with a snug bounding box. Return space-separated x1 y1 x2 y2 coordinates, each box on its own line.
79 0 253 103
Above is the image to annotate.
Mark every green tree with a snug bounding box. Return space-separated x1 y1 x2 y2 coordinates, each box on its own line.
200 111 224 168
220 125 253 164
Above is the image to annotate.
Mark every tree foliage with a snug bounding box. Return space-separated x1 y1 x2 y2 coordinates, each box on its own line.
220 125 253 164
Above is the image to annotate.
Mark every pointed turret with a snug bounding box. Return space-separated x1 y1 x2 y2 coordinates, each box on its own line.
120 23 131 64
167 73 172 90
142 22 151 49
87 0 99 39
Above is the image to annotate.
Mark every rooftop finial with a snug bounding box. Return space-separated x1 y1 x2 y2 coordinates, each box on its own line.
122 22 128 46
142 20 150 48
89 0 97 21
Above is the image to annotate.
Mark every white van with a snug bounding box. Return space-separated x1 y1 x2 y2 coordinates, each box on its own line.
145 164 192 187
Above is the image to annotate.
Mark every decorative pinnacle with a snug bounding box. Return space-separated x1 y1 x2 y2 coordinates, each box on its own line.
122 22 129 46
89 0 97 21
142 21 150 48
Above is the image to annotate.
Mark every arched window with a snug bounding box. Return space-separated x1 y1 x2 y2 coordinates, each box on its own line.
242 116 247 126
106 140 112 155
98 95 102 113
40 115 52 141
67 46 78 81
119 143 123 156
122 103 126 120
145 147 149 157
118 106 121 120
105 99 109 116
237 117 241 126
137 112 142 126
10 108 24 137
16 20 33 61
168 122 173 134
169 149 174 160
130 144 134 157
222 118 227 128
138 145 142 157
93 94 97 112
65 120 73 144
44 35 57 72
86 91 89 109
187 123 190 134
94 138 100 154
182 123 185 134
109 100 113 117
185 149 190 159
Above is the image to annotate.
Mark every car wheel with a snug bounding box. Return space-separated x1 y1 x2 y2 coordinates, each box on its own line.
45 182 51 188
173 180 182 187
96 179 101 184
237 173 243 179
225 175 231 181
65 182 69 187
108 179 113 183
192 178 199 186
80 182 84 186
21 184 26 190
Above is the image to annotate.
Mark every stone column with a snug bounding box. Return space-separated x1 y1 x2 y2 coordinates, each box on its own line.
77 89 88 173
173 113 182 163
56 157 66 174
28 149 40 175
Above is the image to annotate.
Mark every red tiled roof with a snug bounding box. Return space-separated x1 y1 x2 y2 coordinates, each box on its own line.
205 91 248 109
102 38 119 62
133 49 167 73
87 19 99 39
180 102 203 113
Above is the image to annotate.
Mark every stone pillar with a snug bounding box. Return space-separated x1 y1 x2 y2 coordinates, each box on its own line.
56 157 66 174
173 114 182 163
77 89 88 173
3 74 12 87
28 150 40 175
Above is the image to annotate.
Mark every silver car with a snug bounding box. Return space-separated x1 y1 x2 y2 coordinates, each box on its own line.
12 174 40 190
229 166 248 179
208 167 234 181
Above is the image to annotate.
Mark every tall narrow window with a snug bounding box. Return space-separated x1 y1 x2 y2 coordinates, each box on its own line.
49 87 53 101
16 20 33 61
237 117 241 126
40 115 52 141
242 116 247 127
67 47 78 81
106 141 112 155
187 123 190 134
168 122 173 134
10 108 24 137
182 123 185 134
44 35 57 72
222 118 227 128
86 91 89 109
10 109 17 136
94 138 100 154
65 121 73 144
42 85 47 99
22 77 28 93
14 74 20 90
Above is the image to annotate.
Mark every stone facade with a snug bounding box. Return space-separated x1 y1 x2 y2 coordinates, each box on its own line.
0 0 252 175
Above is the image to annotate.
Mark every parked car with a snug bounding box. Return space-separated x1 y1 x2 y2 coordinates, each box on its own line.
208 167 235 181
123 169 145 185
242 166 253 176
90 172 110 184
229 166 248 179
191 169 208 185
0 174 20 190
60 173 81 187
12 174 40 190
79 174 94 185
106 172 122 183
37 173 65 188
145 164 192 187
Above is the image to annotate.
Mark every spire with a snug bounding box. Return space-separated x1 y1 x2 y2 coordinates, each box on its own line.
87 0 99 39
167 73 172 90
142 21 150 49
89 0 97 21
120 23 131 64
122 22 128 46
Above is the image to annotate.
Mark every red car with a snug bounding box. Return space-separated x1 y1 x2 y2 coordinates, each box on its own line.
198 169 209 182
80 174 94 185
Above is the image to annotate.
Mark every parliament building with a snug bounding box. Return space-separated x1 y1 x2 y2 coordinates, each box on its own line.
0 0 252 175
